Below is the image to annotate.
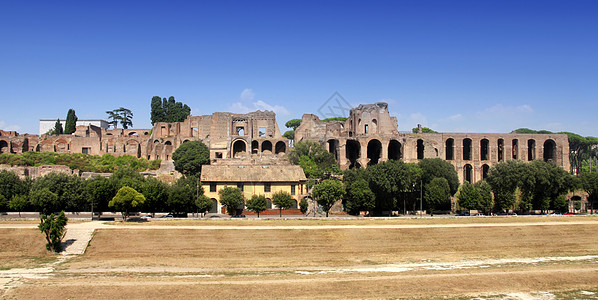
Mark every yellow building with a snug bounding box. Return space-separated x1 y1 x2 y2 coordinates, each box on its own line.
201 164 308 214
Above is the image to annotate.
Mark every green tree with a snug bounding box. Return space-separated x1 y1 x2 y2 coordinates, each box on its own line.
110 166 145 191
424 177 450 215
419 158 459 195
141 177 168 216
196 195 213 217
53 119 63 135
487 160 521 212
9 195 28 217
168 175 199 214
283 130 295 140
246 194 268 217
172 140 210 176
219 187 244 216
285 119 302 131
30 173 85 212
64 109 77 134
366 161 401 215
299 197 309 214
85 176 116 216
109 186 146 221
412 127 437 133
106 107 133 129
345 178 375 215
580 172 598 212
0 170 29 210
457 181 479 211
475 181 493 214
29 188 59 215
312 179 345 217
38 211 68 252
272 190 295 217
151 96 191 125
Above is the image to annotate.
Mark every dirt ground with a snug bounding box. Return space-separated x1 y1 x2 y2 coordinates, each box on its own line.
2 217 598 299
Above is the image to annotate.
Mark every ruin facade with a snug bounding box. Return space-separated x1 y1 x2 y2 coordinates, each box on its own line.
295 102 570 183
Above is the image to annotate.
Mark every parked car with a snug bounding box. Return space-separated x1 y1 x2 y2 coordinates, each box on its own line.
160 213 174 218
456 211 470 216
474 213 485 216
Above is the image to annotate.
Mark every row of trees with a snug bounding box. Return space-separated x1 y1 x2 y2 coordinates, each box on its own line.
0 168 212 218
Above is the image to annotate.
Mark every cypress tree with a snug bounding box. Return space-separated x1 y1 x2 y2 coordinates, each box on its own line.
53 119 63 135
64 109 77 134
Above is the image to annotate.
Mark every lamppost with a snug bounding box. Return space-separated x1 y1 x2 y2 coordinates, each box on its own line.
419 179 423 218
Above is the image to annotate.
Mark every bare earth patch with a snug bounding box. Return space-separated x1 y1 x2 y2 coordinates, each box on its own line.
3 217 598 299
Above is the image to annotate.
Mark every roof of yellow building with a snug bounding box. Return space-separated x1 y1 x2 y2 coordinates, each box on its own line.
200 164 307 183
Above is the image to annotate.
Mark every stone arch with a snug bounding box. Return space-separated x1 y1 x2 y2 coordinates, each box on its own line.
209 198 218 213
232 140 247 158
482 164 490 179
128 132 138 136
463 138 472 160
417 139 425 159
367 139 382 166
327 139 339 160
543 139 557 162
512 139 519 160
388 140 402 160
464 164 473 183
498 139 504 162
480 139 489 161
275 141 286 154
527 139 536 161
251 140 259 154
262 140 272 153
445 138 454 160
0 140 8 154
154 139 160 144
346 140 361 169
165 141 172 146
183 139 190 143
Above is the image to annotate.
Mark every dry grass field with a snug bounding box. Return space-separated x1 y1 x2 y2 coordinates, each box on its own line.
0 229 56 269
3 217 598 299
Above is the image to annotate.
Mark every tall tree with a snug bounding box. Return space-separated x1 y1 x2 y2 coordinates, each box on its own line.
345 178 375 215
38 211 68 252
150 96 191 125
272 190 295 217
424 177 450 215
64 109 78 134
312 179 345 217
106 107 133 129
172 140 210 176
219 187 244 216
53 119 63 135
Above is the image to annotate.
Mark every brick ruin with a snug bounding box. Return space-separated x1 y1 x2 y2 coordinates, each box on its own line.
1 103 570 183
295 102 570 183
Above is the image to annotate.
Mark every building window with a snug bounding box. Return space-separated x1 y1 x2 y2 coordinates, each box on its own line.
215 152 223 158
291 185 295 195
210 183 217 193
259 127 266 137
364 124 368 134
237 183 244 191
82 147 90 154
264 183 271 193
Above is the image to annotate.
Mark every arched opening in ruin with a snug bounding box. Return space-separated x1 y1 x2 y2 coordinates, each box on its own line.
463 138 472 160
275 141 286 154
209 199 218 213
445 138 454 160
498 139 504 162
464 164 473 183
388 140 402 160
183 139 190 143
0 140 8 154
154 140 160 144
527 139 536 161
480 139 489 161
251 141 259 154
165 141 172 146
232 140 247 158
262 141 272 153
346 140 361 169
543 139 557 162
327 139 339 160
128 132 138 136
417 139 425 159
482 164 490 179
512 139 519 160
367 139 382 166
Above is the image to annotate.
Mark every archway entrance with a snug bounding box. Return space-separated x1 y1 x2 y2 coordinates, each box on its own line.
346 140 361 169
464 164 473 183
275 141 286 154
262 141 272 153
445 138 454 160
543 139 557 162
367 139 382 165
388 140 402 160
232 140 247 158
463 138 472 160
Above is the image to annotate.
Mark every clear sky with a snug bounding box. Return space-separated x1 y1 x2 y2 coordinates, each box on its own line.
1 0 597 136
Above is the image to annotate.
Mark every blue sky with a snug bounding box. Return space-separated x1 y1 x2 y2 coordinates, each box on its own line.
1 0 597 136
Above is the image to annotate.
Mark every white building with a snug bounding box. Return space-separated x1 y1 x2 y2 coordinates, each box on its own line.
39 119 110 135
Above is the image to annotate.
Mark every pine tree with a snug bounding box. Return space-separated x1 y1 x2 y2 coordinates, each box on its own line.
53 119 63 135
64 109 77 134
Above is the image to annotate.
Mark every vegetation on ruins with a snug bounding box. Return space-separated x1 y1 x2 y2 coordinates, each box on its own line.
288 141 341 179
219 187 244 216
172 140 210 176
246 194 267 217
411 126 437 133
322 117 348 122
109 186 146 221
0 152 161 172
38 211 68 252
64 109 78 134
272 190 295 217
311 179 345 217
106 107 133 129
150 96 191 125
